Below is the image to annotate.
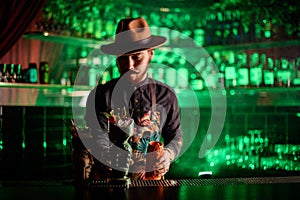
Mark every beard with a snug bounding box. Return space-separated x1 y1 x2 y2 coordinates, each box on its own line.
118 60 150 84
122 67 147 84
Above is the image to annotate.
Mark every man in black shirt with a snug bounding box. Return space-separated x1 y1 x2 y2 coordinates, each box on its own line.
84 17 183 180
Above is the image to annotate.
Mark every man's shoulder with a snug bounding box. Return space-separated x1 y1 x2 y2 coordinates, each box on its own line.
149 78 176 92
149 78 178 101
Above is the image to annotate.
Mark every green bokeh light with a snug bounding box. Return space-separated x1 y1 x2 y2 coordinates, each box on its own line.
63 138 67 146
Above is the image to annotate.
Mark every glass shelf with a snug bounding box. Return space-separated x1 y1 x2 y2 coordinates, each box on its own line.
1 82 299 107
23 32 300 51
0 82 92 90
204 40 300 52
0 83 93 107
22 32 105 48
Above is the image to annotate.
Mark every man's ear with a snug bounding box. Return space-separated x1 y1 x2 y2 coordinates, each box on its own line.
149 49 154 61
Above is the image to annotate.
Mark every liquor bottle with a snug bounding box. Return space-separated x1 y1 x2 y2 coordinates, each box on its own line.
250 65 262 87
293 57 300 86
273 59 282 86
26 63 38 84
1 63 9 82
273 59 280 86
7 64 15 82
194 28 205 47
39 62 50 84
263 56 275 87
224 51 237 88
276 58 292 87
68 64 79 85
205 13 216 45
0 63 5 82
191 58 205 91
263 19 272 40
100 70 111 85
190 72 204 91
94 19 102 39
61 71 70 86
236 52 249 87
213 51 225 88
249 52 262 87
87 65 97 86
237 66 249 88
214 12 224 45
15 64 23 83
260 54 267 86
288 59 295 86
157 67 165 83
254 15 262 42
224 65 237 88
165 65 177 88
204 57 218 88
177 59 189 89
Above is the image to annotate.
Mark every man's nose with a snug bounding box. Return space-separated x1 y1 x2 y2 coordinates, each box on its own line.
124 56 135 70
88 154 94 165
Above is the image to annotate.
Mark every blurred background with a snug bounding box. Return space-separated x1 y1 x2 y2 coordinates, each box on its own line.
0 0 300 180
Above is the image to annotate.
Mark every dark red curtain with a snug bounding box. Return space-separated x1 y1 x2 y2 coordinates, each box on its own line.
0 0 46 59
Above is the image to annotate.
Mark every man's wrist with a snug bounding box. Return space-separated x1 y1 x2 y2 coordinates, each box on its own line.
164 148 175 162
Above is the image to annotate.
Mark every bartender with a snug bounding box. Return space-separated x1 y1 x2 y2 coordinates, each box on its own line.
81 17 183 181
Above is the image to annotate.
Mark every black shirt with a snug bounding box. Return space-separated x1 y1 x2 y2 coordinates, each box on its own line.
85 76 183 158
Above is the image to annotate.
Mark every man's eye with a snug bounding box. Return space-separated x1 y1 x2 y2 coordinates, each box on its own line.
132 54 142 60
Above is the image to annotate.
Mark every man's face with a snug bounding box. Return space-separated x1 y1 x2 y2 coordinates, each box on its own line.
117 49 154 84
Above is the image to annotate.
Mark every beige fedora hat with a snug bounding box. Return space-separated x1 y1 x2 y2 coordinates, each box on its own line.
100 17 167 55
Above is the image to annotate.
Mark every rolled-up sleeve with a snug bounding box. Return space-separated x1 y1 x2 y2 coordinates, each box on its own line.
161 90 183 159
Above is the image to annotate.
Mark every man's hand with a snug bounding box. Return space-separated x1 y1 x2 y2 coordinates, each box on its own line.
152 148 175 177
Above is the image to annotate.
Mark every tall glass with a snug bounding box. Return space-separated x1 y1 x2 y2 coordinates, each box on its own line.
145 141 164 180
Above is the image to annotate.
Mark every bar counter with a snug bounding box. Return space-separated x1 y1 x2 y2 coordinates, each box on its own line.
1 83 300 200
1 176 300 200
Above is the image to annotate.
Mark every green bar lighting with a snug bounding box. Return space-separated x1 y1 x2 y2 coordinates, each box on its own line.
198 171 212 177
63 138 67 146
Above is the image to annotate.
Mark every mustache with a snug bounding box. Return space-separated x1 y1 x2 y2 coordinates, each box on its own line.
120 68 139 74
120 71 139 77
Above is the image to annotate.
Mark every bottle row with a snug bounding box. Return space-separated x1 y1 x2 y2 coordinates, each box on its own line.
29 6 299 47
77 49 300 90
215 132 300 171
217 52 300 88
0 62 50 84
3 51 299 90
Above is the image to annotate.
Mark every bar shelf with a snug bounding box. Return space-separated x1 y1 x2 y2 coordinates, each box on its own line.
0 83 92 107
1 82 299 107
23 32 300 52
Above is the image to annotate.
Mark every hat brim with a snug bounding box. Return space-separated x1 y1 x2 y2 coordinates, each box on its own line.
100 35 167 55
